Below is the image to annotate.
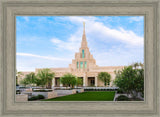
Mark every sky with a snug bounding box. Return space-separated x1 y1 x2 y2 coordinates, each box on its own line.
16 16 144 71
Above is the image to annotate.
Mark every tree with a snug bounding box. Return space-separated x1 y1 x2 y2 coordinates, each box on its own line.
60 73 77 88
98 72 111 86
16 71 24 86
114 63 144 98
76 78 83 87
132 62 139 69
20 78 29 86
36 68 55 89
20 72 36 86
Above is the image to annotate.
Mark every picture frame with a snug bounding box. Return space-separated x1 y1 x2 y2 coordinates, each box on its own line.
0 0 159 117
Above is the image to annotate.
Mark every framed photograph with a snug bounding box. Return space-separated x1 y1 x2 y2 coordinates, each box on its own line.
0 0 159 117
16 16 144 102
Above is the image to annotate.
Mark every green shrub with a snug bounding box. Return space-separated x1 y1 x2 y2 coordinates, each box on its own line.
28 96 38 101
33 89 52 92
141 92 144 98
37 95 45 99
117 89 124 94
28 95 45 101
16 90 21 94
116 95 129 101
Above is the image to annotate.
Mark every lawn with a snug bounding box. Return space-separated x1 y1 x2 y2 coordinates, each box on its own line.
42 91 115 101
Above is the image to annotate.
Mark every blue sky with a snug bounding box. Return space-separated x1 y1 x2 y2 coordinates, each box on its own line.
16 16 144 71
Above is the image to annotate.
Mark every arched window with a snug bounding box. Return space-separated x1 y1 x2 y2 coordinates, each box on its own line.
80 62 83 69
85 61 87 68
77 62 79 68
82 49 85 58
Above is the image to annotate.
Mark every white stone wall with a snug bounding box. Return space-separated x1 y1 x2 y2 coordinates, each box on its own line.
48 92 57 99
76 89 84 93
55 89 77 96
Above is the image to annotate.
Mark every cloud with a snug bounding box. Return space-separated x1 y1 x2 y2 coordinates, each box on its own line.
128 16 144 22
51 34 82 52
17 53 70 61
16 53 72 71
50 16 144 67
23 16 29 22
93 46 144 66
69 16 143 46
50 16 143 53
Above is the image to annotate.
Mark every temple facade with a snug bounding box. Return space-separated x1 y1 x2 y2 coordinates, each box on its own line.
34 22 123 87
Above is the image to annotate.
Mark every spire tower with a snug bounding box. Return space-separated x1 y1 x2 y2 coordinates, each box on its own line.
81 22 88 48
69 22 97 72
83 22 85 34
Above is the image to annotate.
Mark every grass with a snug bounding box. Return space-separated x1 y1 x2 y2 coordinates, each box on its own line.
42 91 115 101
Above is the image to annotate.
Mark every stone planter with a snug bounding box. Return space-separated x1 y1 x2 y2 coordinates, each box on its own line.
76 89 84 93
72 89 76 94
54 89 77 96
32 91 57 99
25 88 32 92
22 91 57 99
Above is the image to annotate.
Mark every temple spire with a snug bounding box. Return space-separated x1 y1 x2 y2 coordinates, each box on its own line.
81 22 88 48
83 22 85 34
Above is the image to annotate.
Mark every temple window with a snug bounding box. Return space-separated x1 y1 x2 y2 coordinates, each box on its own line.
80 62 83 69
85 61 87 68
82 49 85 58
77 62 79 69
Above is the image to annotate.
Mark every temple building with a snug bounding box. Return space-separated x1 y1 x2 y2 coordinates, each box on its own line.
34 22 123 87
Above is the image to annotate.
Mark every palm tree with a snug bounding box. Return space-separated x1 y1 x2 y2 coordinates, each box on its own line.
20 78 29 86
25 72 36 86
139 62 144 69
132 62 139 69
37 68 55 89
132 62 144 69
98 72 111 87
20 72 36 86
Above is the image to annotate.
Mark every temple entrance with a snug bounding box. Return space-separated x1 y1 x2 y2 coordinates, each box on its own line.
55 77 60 87
88 77 95 86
